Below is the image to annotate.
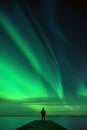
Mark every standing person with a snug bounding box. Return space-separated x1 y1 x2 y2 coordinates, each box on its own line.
41 107 46 121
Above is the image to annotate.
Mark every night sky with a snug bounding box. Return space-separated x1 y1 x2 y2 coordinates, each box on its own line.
0 0 87 115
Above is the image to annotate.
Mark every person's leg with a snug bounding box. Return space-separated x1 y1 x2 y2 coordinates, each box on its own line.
42 116 44 121
44 115 45 121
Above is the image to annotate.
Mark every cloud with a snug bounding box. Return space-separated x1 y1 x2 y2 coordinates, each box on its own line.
0 97 39 116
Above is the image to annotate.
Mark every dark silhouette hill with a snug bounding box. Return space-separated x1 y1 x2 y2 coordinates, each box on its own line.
16 120 68 130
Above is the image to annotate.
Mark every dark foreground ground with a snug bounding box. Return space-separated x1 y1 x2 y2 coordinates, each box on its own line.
16 120 68 130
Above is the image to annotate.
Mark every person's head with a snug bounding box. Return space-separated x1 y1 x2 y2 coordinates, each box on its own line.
42 107 44 110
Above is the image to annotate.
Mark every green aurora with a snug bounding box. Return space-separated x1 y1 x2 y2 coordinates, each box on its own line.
0 0 87 116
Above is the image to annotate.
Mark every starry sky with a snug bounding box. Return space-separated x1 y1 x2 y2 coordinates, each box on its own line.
0 0 87 116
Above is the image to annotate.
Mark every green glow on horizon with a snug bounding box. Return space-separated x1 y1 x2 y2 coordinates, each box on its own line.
24 103 83 115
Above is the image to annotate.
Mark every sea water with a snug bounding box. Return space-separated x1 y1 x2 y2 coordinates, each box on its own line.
0 116 87 130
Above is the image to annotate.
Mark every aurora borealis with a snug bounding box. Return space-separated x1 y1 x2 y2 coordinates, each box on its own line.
0 0 87 116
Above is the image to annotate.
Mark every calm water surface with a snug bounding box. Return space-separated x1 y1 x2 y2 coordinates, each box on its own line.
0 116 87 130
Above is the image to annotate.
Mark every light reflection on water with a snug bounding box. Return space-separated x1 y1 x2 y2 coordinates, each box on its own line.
0 116 87 130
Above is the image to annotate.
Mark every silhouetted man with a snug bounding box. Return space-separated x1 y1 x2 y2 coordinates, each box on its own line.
41 107 46 121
